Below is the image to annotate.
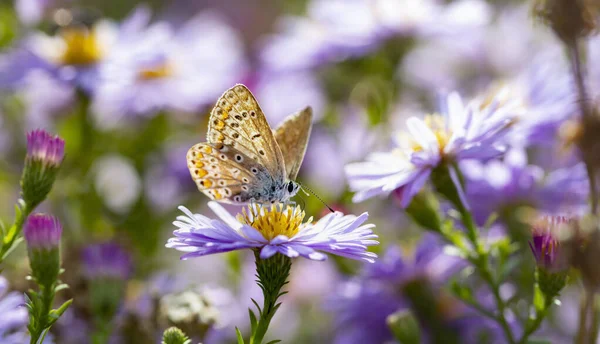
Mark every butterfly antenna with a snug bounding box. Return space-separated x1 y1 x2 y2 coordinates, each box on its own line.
297 182 335 213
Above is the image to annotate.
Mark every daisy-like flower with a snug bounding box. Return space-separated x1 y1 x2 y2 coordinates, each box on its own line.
166 202 378 263
0 275 28 342
345 90 519 207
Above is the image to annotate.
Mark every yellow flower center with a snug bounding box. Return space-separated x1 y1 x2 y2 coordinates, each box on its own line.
137 62 173 80
59 27 103 66
410 114 451 153
237 205 308 241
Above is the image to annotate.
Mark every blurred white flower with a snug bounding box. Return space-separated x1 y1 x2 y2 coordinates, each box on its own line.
94 155 141 213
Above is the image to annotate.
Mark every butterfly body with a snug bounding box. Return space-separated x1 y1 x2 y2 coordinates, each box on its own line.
187 84 311 204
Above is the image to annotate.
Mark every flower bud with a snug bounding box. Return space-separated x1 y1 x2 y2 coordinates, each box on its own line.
387 309 421 344
529 216 570 298
159 290 220 340
24 214 62 288
162 327 191 344
533 0 599 43
21 130 65 208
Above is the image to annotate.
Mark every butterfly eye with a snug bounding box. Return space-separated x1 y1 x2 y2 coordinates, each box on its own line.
287 182 295 193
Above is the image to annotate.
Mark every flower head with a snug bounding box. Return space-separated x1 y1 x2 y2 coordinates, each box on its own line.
22 129 65 208
529 216 572 271
92 11 246 123
24 213 62 250
0 275 28 342
166 202 378 263
26 129 65 168
82 242 132 280
346 90 519 206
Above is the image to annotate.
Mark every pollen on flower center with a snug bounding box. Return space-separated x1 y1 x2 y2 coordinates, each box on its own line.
59 27 104 66
137 62 173 80
411 114 451 153
238 204 307 241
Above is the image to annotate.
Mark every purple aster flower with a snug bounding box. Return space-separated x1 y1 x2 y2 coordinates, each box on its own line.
166 202 378 263
260 0 490 72
23 213 62 250
26 129 65 168
82 242 132 280
327 236 465 344
92 11 247 124
529 216 571 271
15 0 64 26
0 275 28 342
462 149 588 224
345 90 519 206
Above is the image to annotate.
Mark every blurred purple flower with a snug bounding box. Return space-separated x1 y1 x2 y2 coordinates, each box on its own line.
346 90 519 206
0 7 149 123
0 275 28 342
327 235 464 344
303 106 380 196
92 11 247 125
401 5 556 94
23 213 62 250
462 149 588 224
167 202 378 262
260 0 490 72
250 71 325 125
15 0 63 26
82 242 132 280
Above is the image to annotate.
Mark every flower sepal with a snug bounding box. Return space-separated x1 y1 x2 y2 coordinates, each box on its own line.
536 267 568 303
405 190 442 232
387 309 421 344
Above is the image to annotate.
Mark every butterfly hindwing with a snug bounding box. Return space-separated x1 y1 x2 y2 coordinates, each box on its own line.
187 142 274 203
273 107 313 180
207 84 286 182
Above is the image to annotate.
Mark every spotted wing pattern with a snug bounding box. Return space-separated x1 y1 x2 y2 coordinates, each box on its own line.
273 107 313 180
206 84 285 182
187 142 272 203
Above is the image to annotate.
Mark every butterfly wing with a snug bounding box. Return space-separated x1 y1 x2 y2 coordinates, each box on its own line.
187 142 273 203
273 107 313 180
206 84 286 182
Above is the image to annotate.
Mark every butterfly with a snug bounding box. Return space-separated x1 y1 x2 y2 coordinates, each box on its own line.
187 84 313 204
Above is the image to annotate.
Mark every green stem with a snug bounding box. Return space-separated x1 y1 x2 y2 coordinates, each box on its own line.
576 288 593 344
29 284 55 344
518 298 553 344
567 38 598 215
249 252 291 344
444 166 516 344
587 293 600 344
0 200 30 263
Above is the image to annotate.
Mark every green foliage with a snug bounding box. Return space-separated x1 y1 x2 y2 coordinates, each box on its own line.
161 327 192 344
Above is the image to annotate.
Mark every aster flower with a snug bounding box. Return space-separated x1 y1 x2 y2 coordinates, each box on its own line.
0 275 28 343
327 236 465 344
82 242 132 280
462 149 588 224
21 129 65 209
166 202 378 263
260 0 490 72
92 11 247 124
345 90 519 207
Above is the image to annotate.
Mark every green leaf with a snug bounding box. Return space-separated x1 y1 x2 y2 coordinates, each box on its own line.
249 309 258 332
54 283 70 292
235 327 245 344
526 340 552 344
2 236 24 260
533 283 545 314
265 340 282 344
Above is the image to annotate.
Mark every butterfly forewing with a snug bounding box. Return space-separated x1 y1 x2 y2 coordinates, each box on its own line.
273 107 313 180
207 84 286 181
187 142 272 203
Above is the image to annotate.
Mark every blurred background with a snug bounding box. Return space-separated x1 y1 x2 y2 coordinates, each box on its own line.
0 0 587 342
